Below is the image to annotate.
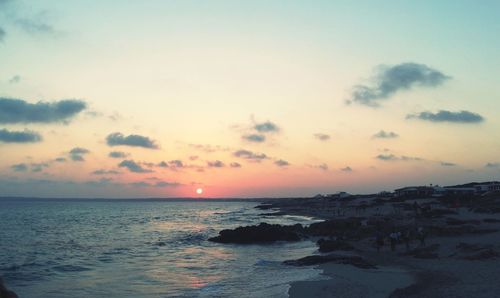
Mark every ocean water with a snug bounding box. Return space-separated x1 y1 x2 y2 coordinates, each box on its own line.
0 199 323 297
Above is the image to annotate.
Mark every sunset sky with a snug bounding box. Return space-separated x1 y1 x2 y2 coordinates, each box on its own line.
1 0 499 198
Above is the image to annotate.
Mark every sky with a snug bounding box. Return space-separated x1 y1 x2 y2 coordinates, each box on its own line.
1 0 499 198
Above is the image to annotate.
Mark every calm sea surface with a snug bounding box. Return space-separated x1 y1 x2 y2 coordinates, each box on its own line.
0 199 323 297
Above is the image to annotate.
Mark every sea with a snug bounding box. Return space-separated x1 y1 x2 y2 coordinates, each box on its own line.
0 199 324 297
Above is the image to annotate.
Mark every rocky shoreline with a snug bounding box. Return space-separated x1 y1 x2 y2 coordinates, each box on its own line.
210 192 500 297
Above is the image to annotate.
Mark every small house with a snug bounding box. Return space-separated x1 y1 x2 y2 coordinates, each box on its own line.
394 186 434 198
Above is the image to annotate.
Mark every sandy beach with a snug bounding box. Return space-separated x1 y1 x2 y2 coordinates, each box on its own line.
289 263 413 298
253 193 500 298
288 229 500 297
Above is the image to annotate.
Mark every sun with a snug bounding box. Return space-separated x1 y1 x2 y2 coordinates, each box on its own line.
196 188 203 195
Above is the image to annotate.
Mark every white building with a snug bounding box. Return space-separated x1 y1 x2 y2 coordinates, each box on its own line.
475 183 500 193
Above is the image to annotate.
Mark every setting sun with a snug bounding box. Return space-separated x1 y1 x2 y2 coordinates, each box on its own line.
196 188 203 195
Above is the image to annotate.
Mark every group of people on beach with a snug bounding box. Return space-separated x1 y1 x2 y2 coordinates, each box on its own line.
372 200 431 252
375 227 427 252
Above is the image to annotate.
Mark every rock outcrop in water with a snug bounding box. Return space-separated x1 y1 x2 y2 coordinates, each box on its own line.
0 278 18 298
208 222 302 244
208 218 372 245
283 253 377 269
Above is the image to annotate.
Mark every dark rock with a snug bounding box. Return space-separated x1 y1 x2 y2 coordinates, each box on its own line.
445 218 480 225
470 197 500 213
403 244 440 259
0 278 18 298
472 207 500 214
317 238 354 252
462 249 499 260
255 204 274 210
454 242 499 260
208 222 302 244
284 254 377 269
429 225 497 237
456 242 492 253
306 218 362 237
259 211 287 216
423 208 457 218
156 241 166 246
483 218 500 223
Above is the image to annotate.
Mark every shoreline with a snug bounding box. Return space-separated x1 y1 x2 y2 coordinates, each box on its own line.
289 263 414 298
253 197 500 298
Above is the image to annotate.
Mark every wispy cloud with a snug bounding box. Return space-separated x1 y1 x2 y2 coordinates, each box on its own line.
106 132 159 149
236 120 281 144
154 181 181 187
108 151 129 158
349 63 450 107
376 154 422 161
0 0 60 38
233 149 268 162
169 160 184 168
0 128 42 143
314 133 330 141
274 159 290 167
0 1 11 8
0 1 8 43
372 130 398 139
376 154 398 161
242 134 266 143
118 160 153 173
254 121 280 133
15 17 56 36
0 27 5 42
11 163 28 172
11 162 49 172
316 163 329 171
157 161 168 168
0 98 87 124
69 147 90 162
400 156 422 161
207 160 225 168
440 162 457 167
8 75 20 84
85 178 114 187
92 169 121 175
230 162 242 168
341 166 353 172
189 144 229 153
31 162 49 172
130 180 180 188
485 162 500 168
407 110 484 123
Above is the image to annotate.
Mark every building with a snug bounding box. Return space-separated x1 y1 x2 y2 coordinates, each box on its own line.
432 186 447 197
443 187 476 195
328 191 352 199
395 182 500 199
394 186 434 198
475 183 500 193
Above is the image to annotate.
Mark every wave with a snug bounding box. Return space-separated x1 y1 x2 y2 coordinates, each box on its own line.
52 265 92 272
